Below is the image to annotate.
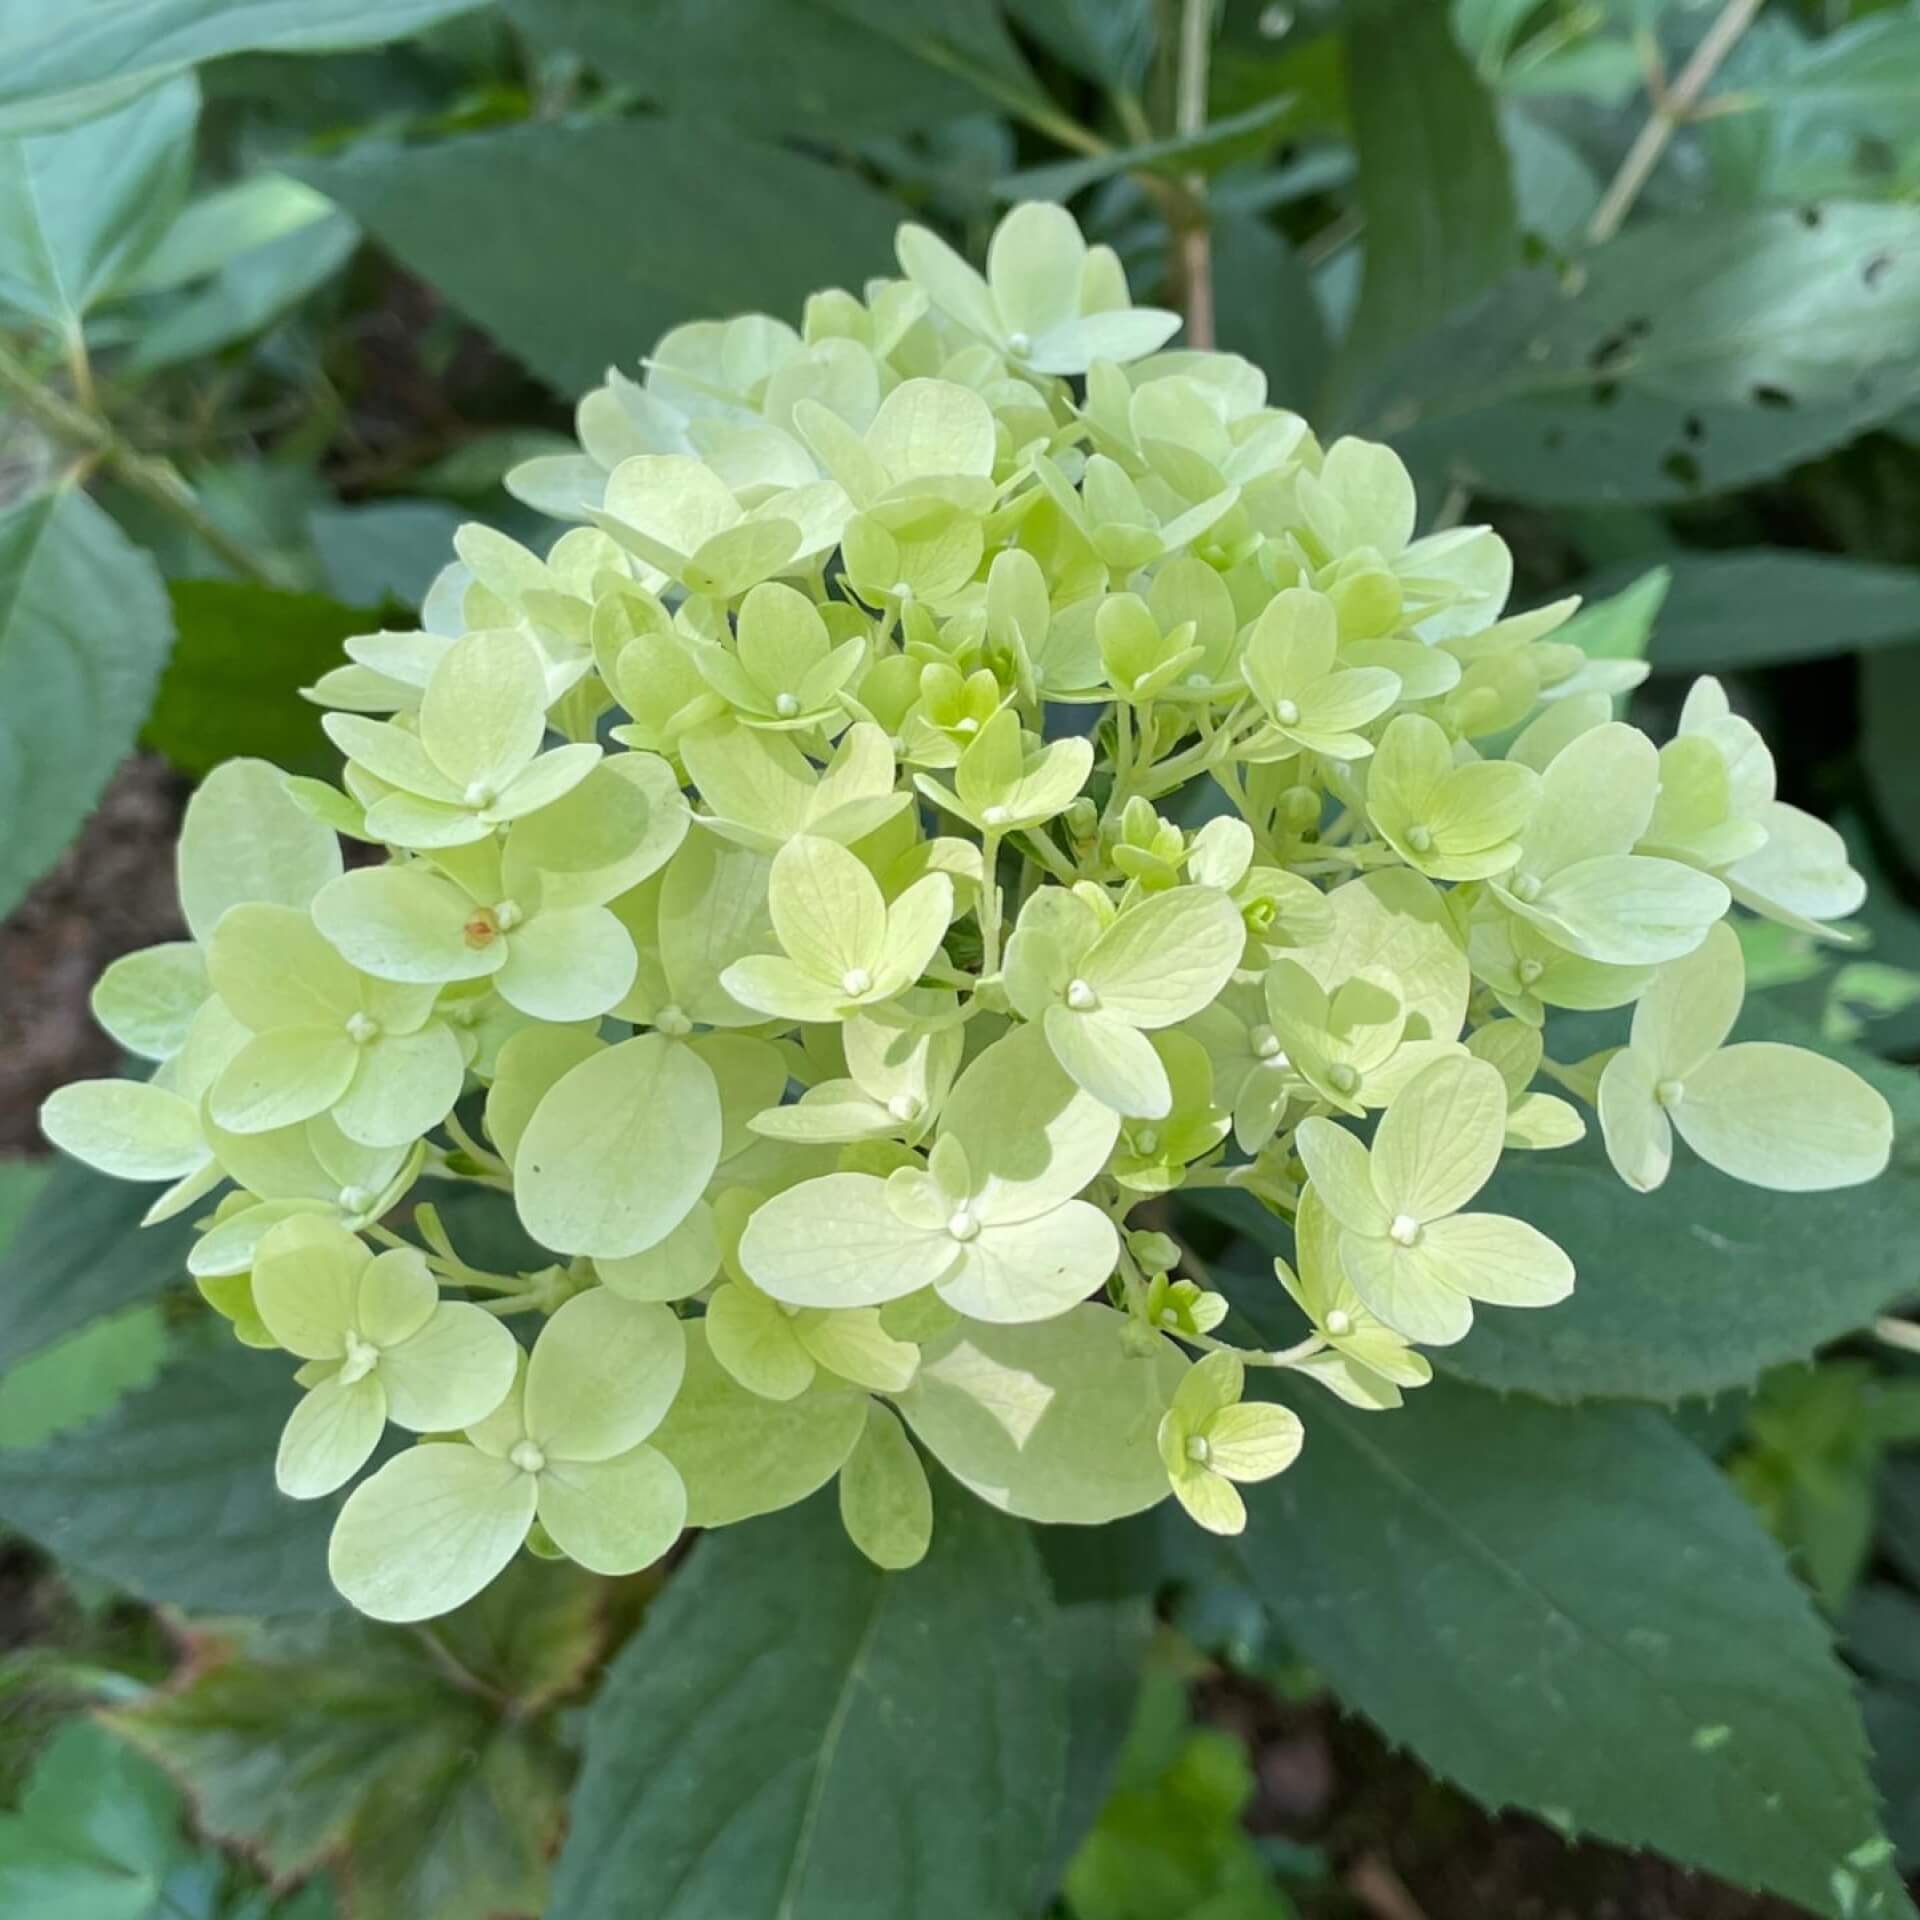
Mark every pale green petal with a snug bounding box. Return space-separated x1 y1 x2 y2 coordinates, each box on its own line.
328 1443 536 1622
495 906 636 1021
987 200 1084 335
1727 801 1865 936
946 1022 1124 1216
719 954 855 1023
39 1079 208 1182
537 1444 686 1575
1417 1212 1575 1308
91 942 208 1061
515 1033 721 1258
1675 1042 1894 1191
895 221 1000 343
1044 1004 1171 1120
484 1026 603 1164
875 872 954 994
838 1402 933 1570
1292 868 1468 1044
1370 1054 1506 1222
1511 856 1731 967
207 902 359 1030
419 629 547 794
768 834 886 982
325 714 463 802
502 752 688 910
1167 1462 1246 1535
1520 720 1658 876
597 1199 721 1302
523 1289 686 1462
651 1324 866 1527
379 1302 521 1433
795 1308 920 1393
738 1172 958 1308
1205 1401 1304 1485
277 1371 386 1499
1294 1116 1389 1237
334 1022 465 1148
211 1027 359 1134
312 867 502 985
490 741 603 821
1630 919 1744 1079
1080 886 1244 1029
706 1279 816 1401
937 1201 1118 1323
179 758 343 943
251 1214 366 1357
1339 1234 1476 1346
896 1305 1186 1524
353 1246 438 1347
1507 1091 1586 1151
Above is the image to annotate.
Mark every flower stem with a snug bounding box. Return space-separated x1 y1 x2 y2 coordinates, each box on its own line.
0 339 280 585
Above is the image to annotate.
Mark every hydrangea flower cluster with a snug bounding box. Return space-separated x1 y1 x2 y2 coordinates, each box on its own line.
41 202 1894 1621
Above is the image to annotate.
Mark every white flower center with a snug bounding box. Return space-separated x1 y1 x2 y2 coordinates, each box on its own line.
463 780 497 809
1405 824 1433 853
774 691 801 718
491 898 525 932
1274 697 1301 726
886 1093 921 1123
1655 1077 1686 1109
1006 329 1032 358
946 1209 980 1243
1325 1308 1353 1336
1065 978 1099 1012
891 580 915 603
1185 1433 1212 1465
1517 957 1545 986
337 1184 373 1216
509 1441 546 1475
841 966 873 997
339 1331 380 1385
1250 1025 1285 1063
655 1003 693 1038
345 1012 381 1046
1133 1128 1160 1156
1509 873 1542 904
1388 1213 1422 1248
982 804 1009 827
1327 1062 1359 1094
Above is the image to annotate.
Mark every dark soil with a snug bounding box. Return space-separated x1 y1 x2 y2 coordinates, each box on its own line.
0 755 187 1154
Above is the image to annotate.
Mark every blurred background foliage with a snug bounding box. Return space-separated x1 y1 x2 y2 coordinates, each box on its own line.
3 1 1920 1916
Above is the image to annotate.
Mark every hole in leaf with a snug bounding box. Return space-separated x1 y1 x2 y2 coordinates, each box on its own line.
1682 414 1705 444
1854 136 1895 179
1590 380 1620 409
1662 449 1703 490
1750 384 1795 410
1798 204 1824 229
1863 251 1893 289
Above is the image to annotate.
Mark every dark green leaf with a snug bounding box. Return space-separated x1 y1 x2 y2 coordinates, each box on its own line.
0 78 196 335
1441 1004 1920 1403
0 487 174 921
0 1151 193 1374
549 1482 1071 1920
1327 0 1518 407
1241 1377 1906 1918
308 500 462 611
1348 205 1920 503
145 582 378 779
0 1339 337 1615
1575 550 1920 670
1863 643 1920 878
0 0 486 134
298 119 903 395
1004 0 1153 92
1001 97 1300 202
0 1308 169 1451
0 1719 196 1920
0 1158 45 1254
108 1557 600 1920
1212 212 1329 412
508 0 1043 138
1560 562 1667 662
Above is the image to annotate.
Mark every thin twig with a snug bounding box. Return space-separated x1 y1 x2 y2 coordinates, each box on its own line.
0 339 279 584
1586 0 1764 245
1174 0 1217 349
